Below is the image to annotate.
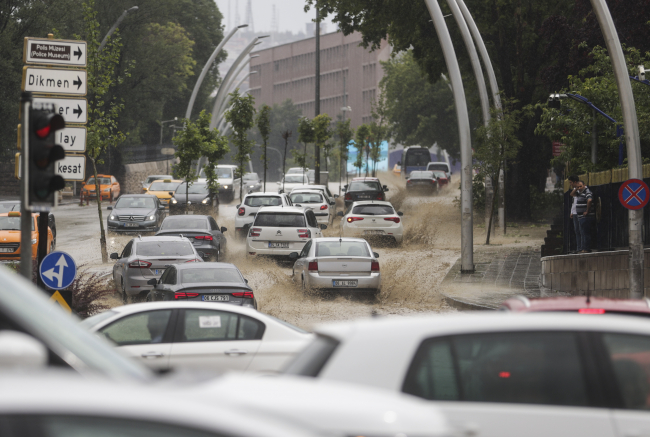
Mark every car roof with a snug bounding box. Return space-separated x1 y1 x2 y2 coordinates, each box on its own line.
163 214 209 220
147 174 171 178
132 235 194 242
151 179 181 183
217 164 238 168
291 190 323 195
255 206 305 213
117 194 157 198
246 192 282 197
106 301 260 317
349 200 393 207
174 262 238 271
502 295 650 313
312 237 368 243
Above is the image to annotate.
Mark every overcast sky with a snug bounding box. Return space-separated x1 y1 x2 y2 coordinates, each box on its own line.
213 0 336 34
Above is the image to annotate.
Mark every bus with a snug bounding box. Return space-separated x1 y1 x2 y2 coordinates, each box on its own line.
400 147 431 178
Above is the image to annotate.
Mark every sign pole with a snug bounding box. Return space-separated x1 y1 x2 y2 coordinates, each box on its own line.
20 92 32 280
37 212 49 288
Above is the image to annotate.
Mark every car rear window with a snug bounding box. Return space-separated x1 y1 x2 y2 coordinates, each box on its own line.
254 213 306 227
351 205 394 215
428 164 449 172
181 268 243 284
161 218 208 230
148 181 180 191
285 175 307 183
244 196 282 207
410 171 434 179
135 241 194 256
290 193 323 204
283 335 340 376
432 171 447 179
349 181 381 191
316 241 370 257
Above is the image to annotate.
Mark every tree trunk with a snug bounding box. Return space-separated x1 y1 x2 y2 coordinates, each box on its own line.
263 141 267 192
185 178 189 214
91 158 108 263
486 164 502 245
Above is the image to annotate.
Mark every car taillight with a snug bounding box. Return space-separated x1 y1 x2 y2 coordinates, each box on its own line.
407 180 412 184
320 204 328 210
345 193 351 200
174 292 199 299
250 227 261 237
128 260 152 268
232 291 255 299
384 217 401 223
238 207 245 216
308 261 318 271
194 235 213 240
578 308 606 314
298 229 311 238
347 217 364 223
431 179 437 184
377 193 384 200
185 258 200 263
371 261 380 271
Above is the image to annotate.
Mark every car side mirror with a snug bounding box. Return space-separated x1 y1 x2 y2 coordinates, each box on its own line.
221 227 227 233
236 204 240 209
320 224 328 230
107 206 113 210
383 185 389 191
244 279 249 284
329 201 335 206
373 252 379 258
168 192 174 196
153 227 160 233
450 171 453 175
289 252 299 260
397 211 404 217
147 278 157 286
110 252 119 260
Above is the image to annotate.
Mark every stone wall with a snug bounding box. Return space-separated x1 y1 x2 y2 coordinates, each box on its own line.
123 160 175 194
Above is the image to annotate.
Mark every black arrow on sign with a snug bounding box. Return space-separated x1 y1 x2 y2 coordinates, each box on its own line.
73 76 83 90
73 105 83 119
74 47 83 60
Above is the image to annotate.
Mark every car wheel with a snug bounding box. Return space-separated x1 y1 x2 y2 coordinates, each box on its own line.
120 278 127 303
301 276 310 294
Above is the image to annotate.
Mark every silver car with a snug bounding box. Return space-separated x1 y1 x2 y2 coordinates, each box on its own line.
110 235 203 302
290 237 381 294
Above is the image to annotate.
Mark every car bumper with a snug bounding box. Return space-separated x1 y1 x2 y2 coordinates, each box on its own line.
314 213 330 224
124 275 157 296
246 240 308 257
83 192 111 199
192 244 219 260
107 220 158 232
342 227 403 243
306 272 381 291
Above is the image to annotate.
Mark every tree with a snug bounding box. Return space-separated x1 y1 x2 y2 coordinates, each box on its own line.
368 94 390 176
297 117 315 173
256 104 271 191
195 111 230 201
335 119 354 191
173 111 209 212
80 0 129 264
312 114 333 174
354 124 370 177
281 130 293 193
225 89 256 200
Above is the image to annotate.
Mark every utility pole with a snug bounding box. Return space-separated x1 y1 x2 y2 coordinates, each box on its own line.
314 2 321 185
20 92 32 280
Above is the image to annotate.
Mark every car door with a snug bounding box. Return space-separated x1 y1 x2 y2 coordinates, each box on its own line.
168 308 263 372
97 309 176 371
305 210 322 237
154 267 176 300
402 331 617 437
293 240 312 278
113 240 133 287
208 216 225 251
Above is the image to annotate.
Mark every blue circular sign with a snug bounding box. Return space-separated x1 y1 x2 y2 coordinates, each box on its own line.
39 251 77 290
619 179 650 211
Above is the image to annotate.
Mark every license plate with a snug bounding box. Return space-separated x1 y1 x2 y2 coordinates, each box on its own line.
202 295 230 301
333 280 358 287
154 269 164 275
124 223 139 227
269 242 289 248
358 195 371 199
364 230 385 235
0 248 13 253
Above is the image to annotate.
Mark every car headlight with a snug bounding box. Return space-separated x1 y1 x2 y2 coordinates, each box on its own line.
149 215 155 220
31 239 37 245
250 185 255 188
109 215 115 220
201 198 209 204
223 185 229 189
171 198 177 204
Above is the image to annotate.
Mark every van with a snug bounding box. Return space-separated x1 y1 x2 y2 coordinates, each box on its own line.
426 162 452 180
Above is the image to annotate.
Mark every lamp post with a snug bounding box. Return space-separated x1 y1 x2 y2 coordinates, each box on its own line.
99 6 139 51
160 117 178 147
214 56 259 130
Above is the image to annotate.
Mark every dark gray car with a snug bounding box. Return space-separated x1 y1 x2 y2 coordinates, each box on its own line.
169 181 219 215
243 172 262 193
107 194 165 233
156 215 227 262
146 262 257 309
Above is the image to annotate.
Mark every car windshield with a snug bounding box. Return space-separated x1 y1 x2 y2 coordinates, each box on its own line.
316 241 370 257
351 205 394 215
0 203 19 213
290 193 323 204
146 176 171 184
243 173 259 181
405 150 431 166
428 164 449 172
80 310 117 329
410 171 434 179
244 196 282 207
349 181 381 191
114 197 156 209
175 183 209 194
148 181 180 191
285 175 306 183
181 268 243 284
254 213 306 227
217 168 233 178
135 241 194 256
0 216 33 231
87 177 111 185
161 218 208 230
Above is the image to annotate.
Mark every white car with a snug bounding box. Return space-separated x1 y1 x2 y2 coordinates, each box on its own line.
285 312 650 437
200 164 241 202
246 206 325 258
289 189 333 224
277 173 310 193
338 200 404 244
82 302 313 373
290 237 381 294
286 167 315 183
235 192 293 239
290 184 338 206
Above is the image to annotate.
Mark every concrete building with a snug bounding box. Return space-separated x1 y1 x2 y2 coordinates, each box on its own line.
249 31 390 128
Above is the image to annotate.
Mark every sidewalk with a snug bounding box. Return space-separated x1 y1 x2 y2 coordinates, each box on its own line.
441 248 543 310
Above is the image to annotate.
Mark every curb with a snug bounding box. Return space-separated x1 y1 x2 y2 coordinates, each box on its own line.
441 292 495 311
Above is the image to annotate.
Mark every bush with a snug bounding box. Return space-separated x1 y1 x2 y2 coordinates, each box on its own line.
530 185 563 219
69 266 116 319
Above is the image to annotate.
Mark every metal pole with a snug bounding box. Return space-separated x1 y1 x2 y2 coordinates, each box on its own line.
588 0 643 298
20 93 32 280
591 109 598 164
215 71 255 123
425 0 473 272
314 3 321 185
185 24 248 120
36 212 48 288
99 6 138 52
213 58 257 126
340 75 346 196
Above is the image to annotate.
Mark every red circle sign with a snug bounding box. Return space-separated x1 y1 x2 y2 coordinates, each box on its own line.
619 179 650 210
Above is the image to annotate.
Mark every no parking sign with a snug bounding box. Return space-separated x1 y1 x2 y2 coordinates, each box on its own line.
619 179 650 210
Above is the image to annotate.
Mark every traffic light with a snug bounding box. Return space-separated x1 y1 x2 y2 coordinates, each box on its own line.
28 108 66 208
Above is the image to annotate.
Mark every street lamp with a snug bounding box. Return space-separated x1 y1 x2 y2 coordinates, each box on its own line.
99 6 139 52
160 117 178 146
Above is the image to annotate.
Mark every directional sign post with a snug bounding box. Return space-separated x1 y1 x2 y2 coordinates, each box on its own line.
32 97 87 124
40 251 77 290
22 66 86 95
24 38 87 67
619 179 650 210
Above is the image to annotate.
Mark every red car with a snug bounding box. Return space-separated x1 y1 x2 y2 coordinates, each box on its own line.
431 170 449 188
500 295 650 316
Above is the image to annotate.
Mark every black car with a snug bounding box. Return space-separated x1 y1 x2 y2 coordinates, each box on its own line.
155 214 227 261
406 170 438 194
169 182 219 215
0 201 56 248
243 172 263 193
106 194 166 233
343 178 389 208
146 262 256 309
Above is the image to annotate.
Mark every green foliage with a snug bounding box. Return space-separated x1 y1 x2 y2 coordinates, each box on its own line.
530 186 563 219
312 114 333 171
354 124 370 175
173 111 209 202
256 104 271 189
296 117 315 171
195 111 230 195
225 89 256 200
367 94 390 176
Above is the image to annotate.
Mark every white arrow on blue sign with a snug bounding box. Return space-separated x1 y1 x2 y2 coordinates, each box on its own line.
39 251 77 290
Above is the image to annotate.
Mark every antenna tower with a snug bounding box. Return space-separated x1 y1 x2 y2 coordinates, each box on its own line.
271 4 278 34
246 0 254 33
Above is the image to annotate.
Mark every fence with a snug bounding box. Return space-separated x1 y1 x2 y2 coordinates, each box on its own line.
563 165 650 253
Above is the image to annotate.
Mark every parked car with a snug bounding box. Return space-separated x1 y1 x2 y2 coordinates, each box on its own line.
0 212 53 262
0 201 56 247
200 164 241 202
81 174 120 201
235 192 293 239
141 174 172 191
169 181 219 215
156 214 227 261
343 177 388 208
500 295 650 316
243 172 263 193
107 194 165 234
338 201 404 244
289 189 332 224
427 161 452 180
146 262 256 309
406 170 438 194
110 235 203 301
285 312 650 437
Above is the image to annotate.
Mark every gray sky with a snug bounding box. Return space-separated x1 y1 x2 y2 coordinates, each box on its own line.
213 0 336 34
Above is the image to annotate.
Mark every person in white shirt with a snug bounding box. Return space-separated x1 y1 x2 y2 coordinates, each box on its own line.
568 175 581 253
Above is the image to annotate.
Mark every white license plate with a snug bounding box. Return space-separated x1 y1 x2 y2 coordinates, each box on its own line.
269 242 289 248
154 269 164 275
0 248 13 253
124 223 139 227
358 195 371 199
333 280 358 287
202 295 230 301
364 230 385 235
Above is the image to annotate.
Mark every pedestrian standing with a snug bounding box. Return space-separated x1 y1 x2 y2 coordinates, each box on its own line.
568 175 581 253
573 180 595 253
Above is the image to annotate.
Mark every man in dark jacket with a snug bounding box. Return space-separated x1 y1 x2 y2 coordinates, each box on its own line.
572 181 595 253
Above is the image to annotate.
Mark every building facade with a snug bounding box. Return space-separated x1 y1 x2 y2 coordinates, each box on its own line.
249 31 390 128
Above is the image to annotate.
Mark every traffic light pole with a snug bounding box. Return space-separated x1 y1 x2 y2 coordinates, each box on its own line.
20 92 32 280
37 213 48 287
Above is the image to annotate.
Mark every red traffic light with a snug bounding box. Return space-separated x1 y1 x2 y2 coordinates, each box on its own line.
32 112 65 140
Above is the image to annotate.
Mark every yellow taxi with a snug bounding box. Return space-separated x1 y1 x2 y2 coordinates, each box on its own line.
0 212 54 262
145 179 182 206
81 175 121 202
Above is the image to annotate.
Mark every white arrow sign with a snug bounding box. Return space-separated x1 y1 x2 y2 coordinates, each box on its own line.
22 66 86 96
57 127 86 152
42 255 69 289
32 97 87 124
55 155 86 181
24 38 87 67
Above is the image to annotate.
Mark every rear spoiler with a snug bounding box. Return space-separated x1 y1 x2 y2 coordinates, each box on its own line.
157 229 212 236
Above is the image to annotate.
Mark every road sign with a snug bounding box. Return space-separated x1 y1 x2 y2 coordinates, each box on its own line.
56 126 86 152
32 97 87 124
161 147 175 155
24 37 86 67
49 290 72 313
22 66 87 96
39 251 77 290
619 179 650 210
54 155 85 181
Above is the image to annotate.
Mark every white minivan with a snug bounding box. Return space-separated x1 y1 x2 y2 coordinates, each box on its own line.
426 162 452 180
